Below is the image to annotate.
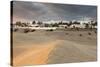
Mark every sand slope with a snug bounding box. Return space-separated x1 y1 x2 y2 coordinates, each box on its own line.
47 40 96 64
12 30 97 66
13 41 60 66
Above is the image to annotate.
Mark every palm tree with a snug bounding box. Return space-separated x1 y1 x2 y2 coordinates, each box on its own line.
58 21 63 25
52 23 59 27
32 21 36 25
68 21 72 27
15 21 22 27
44 23 49 27
37 21 43 26
91 21 97 29
73 21 80 24
85 23 89 29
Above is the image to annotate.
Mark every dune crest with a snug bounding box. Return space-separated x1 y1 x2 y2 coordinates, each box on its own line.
13 41 60 66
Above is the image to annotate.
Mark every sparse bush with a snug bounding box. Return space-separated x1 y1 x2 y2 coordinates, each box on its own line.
31 29 35 32
94 31 97 34
14 28 18 32
76 27 79 31
24 28 30 33
85 23 89 29
50 29 53 31
79 34 82 36
88 32 91 35
66 33 69 35
46 29 53 31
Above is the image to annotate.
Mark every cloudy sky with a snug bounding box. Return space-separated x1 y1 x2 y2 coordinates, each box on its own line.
12 1 97 23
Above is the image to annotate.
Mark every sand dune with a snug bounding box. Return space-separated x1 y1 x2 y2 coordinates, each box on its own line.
47 40 96 64
12 30 97 66
13 40 60 66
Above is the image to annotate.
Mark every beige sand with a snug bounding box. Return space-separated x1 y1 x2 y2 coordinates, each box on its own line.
12 30 97 66
13 41 59 66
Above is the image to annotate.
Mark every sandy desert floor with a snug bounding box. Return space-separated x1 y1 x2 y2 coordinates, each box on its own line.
12 30 97 66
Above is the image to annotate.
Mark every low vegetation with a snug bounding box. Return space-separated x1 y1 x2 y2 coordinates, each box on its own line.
88 32 91 35
24 28 30 33
79 34 82 36
66 33 69 35
94 31 97 34
46 29 53 31
31 29 36 32
14 28 18 32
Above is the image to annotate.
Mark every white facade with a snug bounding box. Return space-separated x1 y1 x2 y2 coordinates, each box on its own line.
69 24 86 28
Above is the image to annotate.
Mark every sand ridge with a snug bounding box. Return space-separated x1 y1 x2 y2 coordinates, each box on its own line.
12 31 97 66
13 40 60 66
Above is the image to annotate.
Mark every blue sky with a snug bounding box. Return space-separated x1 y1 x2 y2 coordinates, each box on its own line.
12 1 97 23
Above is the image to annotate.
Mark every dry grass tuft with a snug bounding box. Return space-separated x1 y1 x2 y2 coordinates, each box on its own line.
88 32 91 35
79 34 82 36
